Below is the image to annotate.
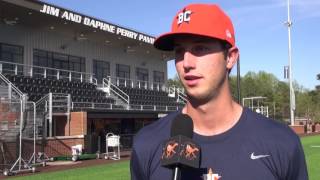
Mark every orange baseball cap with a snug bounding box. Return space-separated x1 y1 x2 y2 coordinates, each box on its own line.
154 4 235 51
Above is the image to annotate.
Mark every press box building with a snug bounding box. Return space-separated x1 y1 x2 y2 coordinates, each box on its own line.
0 0 185 164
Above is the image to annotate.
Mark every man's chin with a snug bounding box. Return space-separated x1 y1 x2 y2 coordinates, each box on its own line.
186 91 208 101
186 89 219 105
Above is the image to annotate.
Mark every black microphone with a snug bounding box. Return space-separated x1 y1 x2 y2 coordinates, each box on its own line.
161 114 201 180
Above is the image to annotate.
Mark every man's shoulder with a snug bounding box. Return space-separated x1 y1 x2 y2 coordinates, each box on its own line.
243 108 307 179
244 108 300 144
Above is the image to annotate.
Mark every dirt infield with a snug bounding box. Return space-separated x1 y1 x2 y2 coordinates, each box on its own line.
0 153 131 179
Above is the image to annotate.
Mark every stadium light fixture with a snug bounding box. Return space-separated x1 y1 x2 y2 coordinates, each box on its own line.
285 0 295 126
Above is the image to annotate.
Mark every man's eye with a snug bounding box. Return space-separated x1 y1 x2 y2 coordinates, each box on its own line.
174 47 184 55
192 45 209 54
174 47 185 60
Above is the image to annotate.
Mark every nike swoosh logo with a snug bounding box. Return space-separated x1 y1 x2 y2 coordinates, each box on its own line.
250 152 270 160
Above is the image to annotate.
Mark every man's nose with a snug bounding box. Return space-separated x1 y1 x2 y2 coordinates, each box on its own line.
183 51 196 70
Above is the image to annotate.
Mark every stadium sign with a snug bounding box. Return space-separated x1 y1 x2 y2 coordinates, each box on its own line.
40 4 155 44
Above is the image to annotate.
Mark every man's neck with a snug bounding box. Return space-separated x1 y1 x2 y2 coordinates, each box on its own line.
183 89 243 136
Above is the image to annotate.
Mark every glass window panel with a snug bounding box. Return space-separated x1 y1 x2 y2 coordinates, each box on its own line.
153 71 164 83
93 59 110 84
53 53 67 61
136 67 148 81
2 44 22 54
0 43 23 74
116 64 130 79
0 43 23 64
33 49 85 76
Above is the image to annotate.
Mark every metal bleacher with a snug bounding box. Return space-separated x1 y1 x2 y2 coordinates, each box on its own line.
0 61 185 112
102 77 185 111
4 74 116 107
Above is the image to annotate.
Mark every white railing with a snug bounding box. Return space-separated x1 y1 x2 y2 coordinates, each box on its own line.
36 93 70 112
177 88 187 103
71 102 120 110
128 104 181 112
168 87 175 97
0 73 25 100
69 102 181 112
103 77 129 105
35 93 50 109
0 60 96 83
166 86 187 104
107 76 167 92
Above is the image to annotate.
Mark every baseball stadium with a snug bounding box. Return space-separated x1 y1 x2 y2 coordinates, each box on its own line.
0 0 319 179
0 0 186 176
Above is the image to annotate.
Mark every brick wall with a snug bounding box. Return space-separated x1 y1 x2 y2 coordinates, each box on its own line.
0 103 19 121
315 124 320 132
0 136 85 166
290 125 305 135
69 112 87 136
43 136 84 157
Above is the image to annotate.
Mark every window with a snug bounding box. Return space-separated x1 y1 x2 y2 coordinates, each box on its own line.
116 64 130 79
93 59 110 84
136 67 148 88
136 67 148 81
153 71 164 90
153 71 164 83
33 49 85 79
0 43 23 74
70 56 85 72
116 64 130 86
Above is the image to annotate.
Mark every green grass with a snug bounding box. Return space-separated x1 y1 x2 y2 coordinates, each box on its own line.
7 135 320 180
301 135 320 180
9 161 130 180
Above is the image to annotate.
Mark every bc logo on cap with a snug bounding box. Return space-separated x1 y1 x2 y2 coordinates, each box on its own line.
177 9 192 25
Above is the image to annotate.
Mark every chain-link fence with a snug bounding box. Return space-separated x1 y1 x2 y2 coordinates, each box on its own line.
0 100 37 175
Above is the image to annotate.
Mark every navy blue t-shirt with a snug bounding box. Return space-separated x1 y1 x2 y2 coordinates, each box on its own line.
130 108 308 180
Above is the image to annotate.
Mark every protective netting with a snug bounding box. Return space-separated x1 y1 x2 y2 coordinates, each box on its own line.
0 100 36 174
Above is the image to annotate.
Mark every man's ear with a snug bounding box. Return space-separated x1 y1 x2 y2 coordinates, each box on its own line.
226 47 239 70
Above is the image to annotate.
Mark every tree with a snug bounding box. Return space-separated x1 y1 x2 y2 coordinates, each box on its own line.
295 91 312 120
167 74 183 88
169 70 320 122
316 74 320 91
229 75 238 100
308 90 320 122
273 81 290 121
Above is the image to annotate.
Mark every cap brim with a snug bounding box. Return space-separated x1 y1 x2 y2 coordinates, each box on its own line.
155 32 213 51
153 32 178 51
154 32 229 51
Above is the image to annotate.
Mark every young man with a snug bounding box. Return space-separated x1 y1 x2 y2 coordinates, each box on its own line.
131 3 308 180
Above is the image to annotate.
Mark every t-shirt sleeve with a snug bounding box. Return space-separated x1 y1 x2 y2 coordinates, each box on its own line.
130 147 147 180
285 137 308 180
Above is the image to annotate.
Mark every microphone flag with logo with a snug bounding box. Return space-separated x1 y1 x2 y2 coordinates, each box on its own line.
161 113 200 169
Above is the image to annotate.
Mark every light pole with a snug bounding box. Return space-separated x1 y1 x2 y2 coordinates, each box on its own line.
285 0 295 125
237 56 241 104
